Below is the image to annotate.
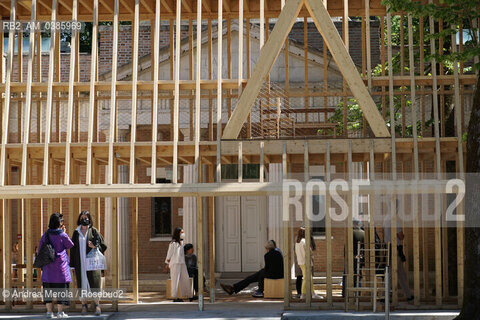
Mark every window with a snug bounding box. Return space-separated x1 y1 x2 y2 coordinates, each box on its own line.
221 164 261 180
311 177 326 236
152 178 172 236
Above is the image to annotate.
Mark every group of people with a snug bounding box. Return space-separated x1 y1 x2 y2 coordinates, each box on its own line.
37 211 107 318
167 206 413 302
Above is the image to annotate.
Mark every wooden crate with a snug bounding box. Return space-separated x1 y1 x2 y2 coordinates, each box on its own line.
264 278 284 298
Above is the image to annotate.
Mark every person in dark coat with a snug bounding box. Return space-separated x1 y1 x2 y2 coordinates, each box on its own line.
220 240 284 298
39 213 74 319
70 211 107 316
184 243 206 300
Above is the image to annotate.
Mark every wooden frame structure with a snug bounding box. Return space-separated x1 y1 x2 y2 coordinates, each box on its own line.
0 0 474 313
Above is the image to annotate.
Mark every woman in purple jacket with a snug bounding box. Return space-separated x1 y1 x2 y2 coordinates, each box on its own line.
38 213 74 319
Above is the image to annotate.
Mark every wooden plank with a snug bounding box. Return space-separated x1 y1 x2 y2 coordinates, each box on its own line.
4 198 12 310
305 0 389 138
451 25 465 307
216 0 223 182
325 141 332 305
86 0 99 185
386 10 399 306
151 0 161 184
130 0 140 184
21 0 36 187
407 13 420 306
64 0 78 186
365 0 371 91
194 0 202 181
42 0 57 186
208 19 213 141
304 141 312 306
108 0 119 185
368 140 376 309
189 19 194 140
196 195 204 310
132 197 138 302
238 141 242 183
0 0 16 187
260 0 264 49
260 141 264 183
208 166 215 302
238 0 243 93
346 141 354 308
282 142 290 307
172 0 182 183
427 1 442 306
304 16 308 115
222 0 304 139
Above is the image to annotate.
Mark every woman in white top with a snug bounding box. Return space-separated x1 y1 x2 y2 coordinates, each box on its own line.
165 227 192 302
295 227 321 299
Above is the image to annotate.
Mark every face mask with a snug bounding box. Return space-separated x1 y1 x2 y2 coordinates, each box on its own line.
180 233 185 240
80 218 90 226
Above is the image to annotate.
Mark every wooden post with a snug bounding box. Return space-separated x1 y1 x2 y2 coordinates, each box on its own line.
408 13 421 306
130 0 140 185
65 0 78 186
21 0 36 188
132 197 138 303
282 142 290 307
451 25 465 307
42 0 57 186
197 195 204 311
346 141 354 308
304 141 312 306
208 166 215 302
108 0 119 185
172 0 181 184
238 142 242 183
386 8 398 306
428 1 443 305
368 140 376 308
4 199 12 310
216 0 223 182
86 0 98 185
151 0 161 185
325 141 332 305
0 0 16 187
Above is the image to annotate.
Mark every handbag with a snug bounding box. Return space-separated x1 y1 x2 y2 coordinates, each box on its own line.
33 232 56 268
85 248 107 271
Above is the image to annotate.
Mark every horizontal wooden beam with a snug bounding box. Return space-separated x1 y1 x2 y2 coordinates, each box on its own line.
0 180 460 199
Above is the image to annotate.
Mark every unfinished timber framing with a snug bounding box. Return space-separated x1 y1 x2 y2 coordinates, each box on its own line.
0 0 473 313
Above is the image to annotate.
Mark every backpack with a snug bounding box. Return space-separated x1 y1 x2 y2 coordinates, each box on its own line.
33 232 56 268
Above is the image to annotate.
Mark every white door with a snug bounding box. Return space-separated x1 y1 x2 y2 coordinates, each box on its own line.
241 196 267 272
222 196 242 272
217 195 266 272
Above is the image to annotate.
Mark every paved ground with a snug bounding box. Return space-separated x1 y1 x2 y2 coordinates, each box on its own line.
0 302 459 320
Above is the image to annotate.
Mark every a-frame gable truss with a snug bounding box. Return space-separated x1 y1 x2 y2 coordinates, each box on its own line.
222 0 390 139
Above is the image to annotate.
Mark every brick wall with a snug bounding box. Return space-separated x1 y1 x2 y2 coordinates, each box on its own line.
287 20 381 70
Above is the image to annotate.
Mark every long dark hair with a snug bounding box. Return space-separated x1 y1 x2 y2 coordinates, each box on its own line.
172 227 183 244
77 210 93 227
48 212 64 229
296 227 316 251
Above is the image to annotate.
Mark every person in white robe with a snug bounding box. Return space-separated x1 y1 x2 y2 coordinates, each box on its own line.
165 227 192 302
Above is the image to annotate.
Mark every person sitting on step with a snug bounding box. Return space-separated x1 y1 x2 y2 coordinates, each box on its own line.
220 240 283 298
